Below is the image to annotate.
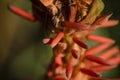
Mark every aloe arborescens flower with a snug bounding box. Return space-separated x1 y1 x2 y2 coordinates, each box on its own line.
8 0 120 80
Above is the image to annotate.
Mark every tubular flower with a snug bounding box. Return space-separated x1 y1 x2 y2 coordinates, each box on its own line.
8 0 120 80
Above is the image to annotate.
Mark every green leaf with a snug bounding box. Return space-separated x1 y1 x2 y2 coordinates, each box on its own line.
82 0 104 24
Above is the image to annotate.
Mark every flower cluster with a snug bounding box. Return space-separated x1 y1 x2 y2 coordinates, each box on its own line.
8 0 120 80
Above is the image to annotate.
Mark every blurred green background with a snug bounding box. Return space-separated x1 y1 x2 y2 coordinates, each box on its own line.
0 0 120 80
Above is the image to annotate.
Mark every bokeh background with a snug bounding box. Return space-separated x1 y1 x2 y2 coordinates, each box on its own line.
0 0 120 80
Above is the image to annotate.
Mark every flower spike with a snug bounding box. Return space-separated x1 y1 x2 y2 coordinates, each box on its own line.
86 34 114 43
95 14 113 25
91 55 120 72
100 20 119 28
9 0 120 80
73 36 88 49
64 21 90 30
8 5 36 21
94 13 119 28
43 38 52 44
91 65 117 72
85 55 111 66
80 68 101 77
85 34 114 55
50 32 64 48
66 63 73 80
99 46 119 59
